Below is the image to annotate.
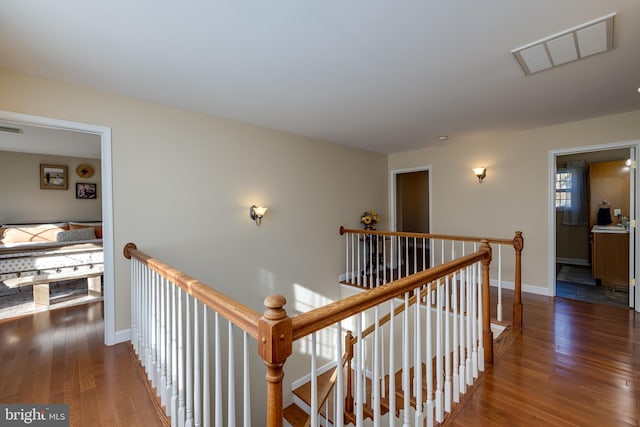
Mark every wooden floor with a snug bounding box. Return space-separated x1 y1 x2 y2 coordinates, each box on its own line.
0 301 164 427
1 292 638 426
452 292 640 427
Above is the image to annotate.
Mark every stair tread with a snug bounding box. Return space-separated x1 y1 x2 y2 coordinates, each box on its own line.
284 403 309 427
292 367 337 404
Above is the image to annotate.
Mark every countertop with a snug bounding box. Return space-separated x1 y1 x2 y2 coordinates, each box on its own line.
591 225 629 234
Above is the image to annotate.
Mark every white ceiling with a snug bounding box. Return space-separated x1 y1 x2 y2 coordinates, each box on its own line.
1 1 639 154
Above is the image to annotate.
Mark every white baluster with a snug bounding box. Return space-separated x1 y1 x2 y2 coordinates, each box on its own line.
194 300 201 427
346 233 350 283
203 307 211 427
227 322 235 427
413 237 418 274
444 276 452 413
214 313 222 427
243 331 251 427
405 238 409 277
178 289 186 427
357 233 361 287
389 301 396 427
151 271 157 385
402 294 410 427
130 260 136 355
335 321 343 427
414 287 423 426
452 271 460 404
477 262 485 372
425 282 433 427
423 237 427 271
435 280 443 423
459 266 467 396
383 234 387 284
160 277 167 408
466 266 473 387
311 333 318 427
171 284 178 427
373 307 380 426
165 279 173 414
185 296 193 427
471 263 479 380
355 314 363 426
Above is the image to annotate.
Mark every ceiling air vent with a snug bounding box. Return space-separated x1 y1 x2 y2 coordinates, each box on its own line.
0 125 23 134
511 13 615 75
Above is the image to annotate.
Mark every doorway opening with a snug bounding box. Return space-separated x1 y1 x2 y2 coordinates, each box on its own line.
0 110 117 344
550 142 638 310
391 167 431 233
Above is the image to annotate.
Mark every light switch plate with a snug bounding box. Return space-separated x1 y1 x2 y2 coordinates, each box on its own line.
614 208 621 216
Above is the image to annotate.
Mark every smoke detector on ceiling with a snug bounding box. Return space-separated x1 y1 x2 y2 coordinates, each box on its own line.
511 13 615 75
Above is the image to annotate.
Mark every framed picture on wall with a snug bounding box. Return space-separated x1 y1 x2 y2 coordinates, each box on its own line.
40 164 68 190
76 183 97 199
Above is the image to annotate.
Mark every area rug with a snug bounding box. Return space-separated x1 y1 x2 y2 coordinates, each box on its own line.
557 265 596 286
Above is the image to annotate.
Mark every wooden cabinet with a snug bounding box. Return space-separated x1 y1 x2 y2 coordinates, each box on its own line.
592 232 629 286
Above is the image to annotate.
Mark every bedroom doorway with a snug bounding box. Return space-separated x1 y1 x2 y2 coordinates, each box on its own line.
550 141 638 312
0 110 117 344
391 167 431 233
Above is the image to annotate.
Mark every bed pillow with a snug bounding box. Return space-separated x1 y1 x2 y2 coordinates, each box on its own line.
69 222 103 239
1 224 69 243
56 227 96 242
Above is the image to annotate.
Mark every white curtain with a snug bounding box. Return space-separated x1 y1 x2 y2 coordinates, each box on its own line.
562 160 588 226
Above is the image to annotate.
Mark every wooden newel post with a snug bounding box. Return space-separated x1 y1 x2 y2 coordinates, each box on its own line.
258 295 293 427
480 240 494 366
512 231 524 329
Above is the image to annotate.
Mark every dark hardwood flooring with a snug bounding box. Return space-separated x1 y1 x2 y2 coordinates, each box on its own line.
452 291 640 426
0 301 164 427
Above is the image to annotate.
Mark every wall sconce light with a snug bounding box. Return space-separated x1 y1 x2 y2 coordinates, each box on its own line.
472 167 487 183
250 205 268 225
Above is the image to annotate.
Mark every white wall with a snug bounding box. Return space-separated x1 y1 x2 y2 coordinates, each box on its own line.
0 68 388 417
389 110 640 295
0 150 102 224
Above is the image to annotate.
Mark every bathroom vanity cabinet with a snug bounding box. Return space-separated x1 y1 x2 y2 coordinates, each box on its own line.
591 228 629 287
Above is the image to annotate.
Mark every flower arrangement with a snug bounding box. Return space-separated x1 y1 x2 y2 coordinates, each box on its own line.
360 210 379 229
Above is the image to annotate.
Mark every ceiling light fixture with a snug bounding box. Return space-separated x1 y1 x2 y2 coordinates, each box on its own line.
511 13 615 75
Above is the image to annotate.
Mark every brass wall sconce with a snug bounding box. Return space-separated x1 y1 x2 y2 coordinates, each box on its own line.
250 205 268 225
472 167 487 183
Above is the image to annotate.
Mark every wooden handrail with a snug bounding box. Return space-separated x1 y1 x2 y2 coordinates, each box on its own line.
290 244 491 341
123 242 262 339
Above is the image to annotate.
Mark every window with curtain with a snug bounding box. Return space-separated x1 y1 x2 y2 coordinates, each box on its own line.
560 161 588 226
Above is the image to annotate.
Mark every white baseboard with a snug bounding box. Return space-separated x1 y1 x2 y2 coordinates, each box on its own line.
490 279 552 296
556 257 590 266
113 328 131 344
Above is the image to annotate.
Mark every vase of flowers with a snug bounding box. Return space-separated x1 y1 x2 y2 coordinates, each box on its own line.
360 210 379 230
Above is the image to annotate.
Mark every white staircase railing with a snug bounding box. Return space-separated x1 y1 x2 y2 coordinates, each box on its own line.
124 236 501 427
339 227 523 328
125 243 262 427
289 242 493 426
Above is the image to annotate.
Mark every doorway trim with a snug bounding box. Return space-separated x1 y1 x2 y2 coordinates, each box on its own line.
390 166 432 233
0 110 118 343
548 139 639 312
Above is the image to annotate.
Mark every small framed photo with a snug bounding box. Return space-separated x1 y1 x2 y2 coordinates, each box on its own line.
40 164 68 190
76 183 97 199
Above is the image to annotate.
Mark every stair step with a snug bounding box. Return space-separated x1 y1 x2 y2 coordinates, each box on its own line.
284 403 310 427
